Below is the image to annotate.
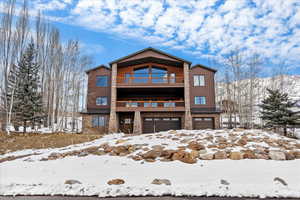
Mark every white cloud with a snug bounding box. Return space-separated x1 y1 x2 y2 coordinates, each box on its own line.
25 0 300 70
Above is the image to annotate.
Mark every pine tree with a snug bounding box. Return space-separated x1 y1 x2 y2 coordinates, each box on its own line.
9 41 44 133
259 88 298 135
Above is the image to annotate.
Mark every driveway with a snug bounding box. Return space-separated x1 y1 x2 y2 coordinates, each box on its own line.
0 196 299 200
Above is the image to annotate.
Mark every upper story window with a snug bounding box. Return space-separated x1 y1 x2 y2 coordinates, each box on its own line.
144 102 158 107
152 66 168 83
195 96 206 105
164 102 175 107
193 75 205 86
96 75 108 87
96 97 107 105
126 102 138 107
133 67 149 83
92 116 105 127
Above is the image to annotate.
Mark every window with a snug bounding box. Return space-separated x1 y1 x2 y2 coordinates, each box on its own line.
125 73 131 83
195 96 206 105
133 67 149 83
126 102 138 107
193 75 205 86
96 75 108 87
96 97 107 105
92 116 105 127
152 66 168 83
124 118 131 124
164 102 175 107
144 102 158 107
169 73 176 83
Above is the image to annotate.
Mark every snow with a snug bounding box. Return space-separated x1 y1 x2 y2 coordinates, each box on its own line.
1 129 300 198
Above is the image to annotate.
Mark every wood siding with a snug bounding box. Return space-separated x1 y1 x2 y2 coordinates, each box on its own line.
189 66 216 108
86 67 111 110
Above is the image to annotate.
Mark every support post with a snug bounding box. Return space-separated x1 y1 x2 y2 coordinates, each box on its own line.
133 111 142 134
184 62 193 130
108 63 118 133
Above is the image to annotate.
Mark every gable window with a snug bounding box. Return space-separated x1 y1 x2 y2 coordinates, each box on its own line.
152 66 168 83
96 75 108 87
195 96 206 105
96 97 107 105
92 116 105 127
193 75 205 86
133 67 149 83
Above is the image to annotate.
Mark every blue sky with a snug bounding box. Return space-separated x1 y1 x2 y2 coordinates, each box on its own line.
6 0 300 76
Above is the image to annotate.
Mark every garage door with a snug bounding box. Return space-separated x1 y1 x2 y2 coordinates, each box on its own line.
193 117 214 129
143 117 181 133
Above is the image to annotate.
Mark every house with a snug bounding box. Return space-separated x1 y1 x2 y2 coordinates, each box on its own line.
81 47 221 134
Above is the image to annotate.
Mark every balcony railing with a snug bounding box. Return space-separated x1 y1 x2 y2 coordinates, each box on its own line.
116 100 185 111
117 73 184 86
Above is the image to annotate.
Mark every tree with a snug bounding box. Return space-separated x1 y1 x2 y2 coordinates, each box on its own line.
259 89 298 135
10 41 44 133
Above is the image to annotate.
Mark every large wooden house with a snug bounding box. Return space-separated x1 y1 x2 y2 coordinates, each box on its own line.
81 48 221 134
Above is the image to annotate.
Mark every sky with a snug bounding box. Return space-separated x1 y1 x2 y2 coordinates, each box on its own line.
7 0 300 76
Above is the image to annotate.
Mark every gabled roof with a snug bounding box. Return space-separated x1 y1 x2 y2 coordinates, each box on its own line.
85 65 110 74
109 47 192 65
191 64 217 73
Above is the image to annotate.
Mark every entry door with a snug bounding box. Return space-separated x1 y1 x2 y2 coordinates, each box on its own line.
119 116 133 134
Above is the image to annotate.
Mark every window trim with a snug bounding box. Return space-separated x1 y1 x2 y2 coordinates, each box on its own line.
96 96 108 106
194 96 206 105
96 75 108 87
193 75 205 86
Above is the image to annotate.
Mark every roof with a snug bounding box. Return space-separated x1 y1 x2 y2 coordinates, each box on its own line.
85 65 110 74
109 47 192 65
191 64 217 73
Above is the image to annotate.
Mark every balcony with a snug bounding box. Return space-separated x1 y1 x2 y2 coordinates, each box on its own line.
117 73 184 88
116 100 185 112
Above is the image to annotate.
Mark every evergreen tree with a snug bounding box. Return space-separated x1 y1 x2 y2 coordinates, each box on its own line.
9 42 44 133
259 88 298 135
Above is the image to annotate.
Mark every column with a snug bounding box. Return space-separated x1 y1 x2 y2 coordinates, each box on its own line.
184 62 193 130
133 111 142 134
108 63 118 133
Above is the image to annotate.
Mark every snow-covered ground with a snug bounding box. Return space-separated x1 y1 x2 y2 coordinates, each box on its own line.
1 129 300 198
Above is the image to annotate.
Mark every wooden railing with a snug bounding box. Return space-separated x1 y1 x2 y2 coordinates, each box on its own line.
117 73 184 85
116 100 185 108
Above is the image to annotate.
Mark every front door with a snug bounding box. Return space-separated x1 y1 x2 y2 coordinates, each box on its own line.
119 114 134 134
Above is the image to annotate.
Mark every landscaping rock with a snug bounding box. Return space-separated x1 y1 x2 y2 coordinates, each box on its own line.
242 150 256 159
65 179 81 185
237 138 247 146
255 153 269 160
229 152 243 160
285 151 295 160
190 150 200 159
78 151 88 157
152 145 164 151
161 150 176 159
187 141 205 151
269 151 286 160
151 178 171 185
214 151 227 159
113 146 128 155
220 179 230 185
199 153 214 160
172 151 197 164
291 151 300 159
142 150 161 160
107 179 125 185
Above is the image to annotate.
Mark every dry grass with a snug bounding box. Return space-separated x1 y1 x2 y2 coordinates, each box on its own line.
0 132 101 155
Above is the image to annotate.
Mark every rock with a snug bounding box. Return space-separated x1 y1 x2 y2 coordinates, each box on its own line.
199 149 207 154
199 153 214 160
142 150 161 159
237 138 247 146
48 152 60 160
113 146 129 155
255 153 269 160
107 179 125 185
187 141 205 151
214 151 227 159
220 179 230 185
132 155 143 161
145 158 156 162
291 151 300 159
151 179 171 185
242 150 256 159
190 150 200 159
285 151 295 160
115 139 128 144
229 152 243 160
152 145 164 151
92 150 106 156
78 151 88 157
172 151 197 164
168 130 177 134
269 151 286 160
161 150 176 159
103 146 113 153
295 143 300 149
274 177 288 186
65 179 81 185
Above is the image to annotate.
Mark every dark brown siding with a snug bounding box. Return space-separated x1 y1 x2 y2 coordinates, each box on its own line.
87 67 111 110
189 66 216 108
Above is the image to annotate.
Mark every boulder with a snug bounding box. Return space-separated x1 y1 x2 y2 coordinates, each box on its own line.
269 151 286 160
151 179 171 186
161 150 176 159
220 179 230 185
199 149 207 154
199 153 214 160
65 179 81 185
78 151 88 157
132 155 143 161
142 150 161 159
255 153 269 160
115 139 128 144
152 145 164 151
237 138 247 146
229 152 243 160
187 141 205 151
214 151 227 159
107 179 125 185
172 151 197 164
242 150 256 159
190 150 200 159
113 146 129 155
285 151 295 160
291 151 300 159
